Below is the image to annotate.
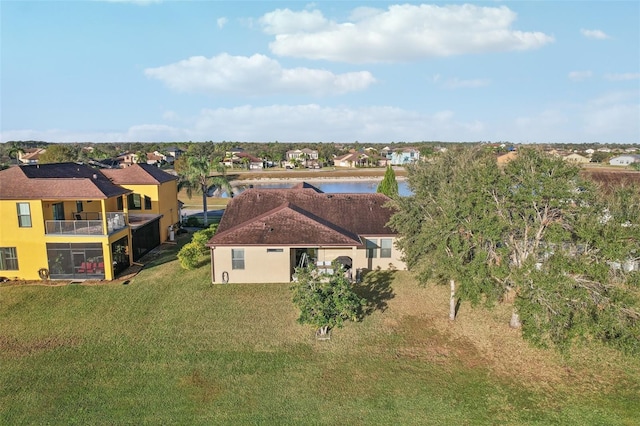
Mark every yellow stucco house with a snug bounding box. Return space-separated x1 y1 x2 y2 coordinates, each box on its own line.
206 182 406 284
0 162 179 281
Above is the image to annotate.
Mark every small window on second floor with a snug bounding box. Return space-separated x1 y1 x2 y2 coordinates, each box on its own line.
16 203 32 228
117 196 123 210
144 196 152 210
76 201 83 213
128 194 141 210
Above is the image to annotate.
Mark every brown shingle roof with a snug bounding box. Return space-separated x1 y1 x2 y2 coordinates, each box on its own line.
209 184 395 247
0 163 130 200
101 163 178 185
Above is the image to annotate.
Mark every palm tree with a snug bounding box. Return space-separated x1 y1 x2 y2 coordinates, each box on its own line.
178 156 233 226
8 144 25 164
135 151 148 164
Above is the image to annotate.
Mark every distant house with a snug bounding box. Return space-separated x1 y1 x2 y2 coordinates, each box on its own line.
388 148 420 165
206 183 405 283
116 152 138 167
609 155 640 166
497 151 518 165
334 152 368 168
223 151 264 169
285 148 319 168
18 148 46 164
146 152 165 166
165 147 184 160
563 153 590 164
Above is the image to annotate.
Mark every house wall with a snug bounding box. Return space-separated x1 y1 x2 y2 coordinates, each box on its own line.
0 199 127 280
609 156 638 166
118 181 179 242
354 237 406 271
0 199 49 280
212 246 291 283
211 239 406 284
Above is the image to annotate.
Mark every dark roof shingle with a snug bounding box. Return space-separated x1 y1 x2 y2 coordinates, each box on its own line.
0 163 130 200
101 163 178 185
209 184 396 246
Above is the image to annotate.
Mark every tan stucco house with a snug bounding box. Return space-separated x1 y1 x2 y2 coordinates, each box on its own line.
206 183 405 284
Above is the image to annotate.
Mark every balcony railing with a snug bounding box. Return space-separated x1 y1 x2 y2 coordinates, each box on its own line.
45 212 127 235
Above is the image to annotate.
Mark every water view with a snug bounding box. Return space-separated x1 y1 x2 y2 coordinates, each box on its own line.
229 180 411 197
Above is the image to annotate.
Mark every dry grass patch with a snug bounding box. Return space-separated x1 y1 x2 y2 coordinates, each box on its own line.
385 272 640 397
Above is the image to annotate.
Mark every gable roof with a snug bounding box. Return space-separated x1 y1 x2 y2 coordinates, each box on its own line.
101 163 178 185
209 184 395 247
0 163 130 200
211 203 362 246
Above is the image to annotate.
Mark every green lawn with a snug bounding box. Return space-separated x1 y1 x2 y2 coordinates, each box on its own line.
1 237 639 425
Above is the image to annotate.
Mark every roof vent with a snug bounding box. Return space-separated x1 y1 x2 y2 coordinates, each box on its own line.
93 173 98 179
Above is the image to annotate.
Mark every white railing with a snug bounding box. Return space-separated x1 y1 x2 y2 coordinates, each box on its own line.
45 212 127 235
46 220 104 235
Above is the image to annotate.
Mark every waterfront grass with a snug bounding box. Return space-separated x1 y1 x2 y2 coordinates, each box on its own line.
1 239 639 425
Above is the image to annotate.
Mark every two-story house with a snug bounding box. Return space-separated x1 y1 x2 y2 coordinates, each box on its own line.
388 148 420 165
285 148 319 168
0 163 179 281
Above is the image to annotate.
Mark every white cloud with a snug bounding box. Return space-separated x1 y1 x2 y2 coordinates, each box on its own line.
260 8 329 35
144 53 376 96
1 105 486 143
439 77 490 89
568 70 592 82
604 73 640 81
217 17 228 29
583 91 640 138
261 4 554 63
580 29 611 40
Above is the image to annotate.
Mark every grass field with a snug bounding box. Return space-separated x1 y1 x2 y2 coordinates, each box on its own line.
1 235 639 425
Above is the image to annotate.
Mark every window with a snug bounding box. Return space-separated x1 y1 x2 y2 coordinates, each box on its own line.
231 249 245 270
366 239 378 258
52 202 65 220
144 196 152 210
380 238 393 258
76 201 83 213
117 196 123 210
16 203 32 227
0 247 18 270
128 193 141 210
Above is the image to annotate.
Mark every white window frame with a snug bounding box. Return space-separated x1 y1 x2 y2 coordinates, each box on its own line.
231 249 245 270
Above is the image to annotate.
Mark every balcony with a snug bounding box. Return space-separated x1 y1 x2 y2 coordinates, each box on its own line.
45 212 127 235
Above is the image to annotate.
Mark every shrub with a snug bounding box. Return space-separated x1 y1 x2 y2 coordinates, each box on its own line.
177 242 201 270
191 224 217 255
177 224 218 269
184 216 201 227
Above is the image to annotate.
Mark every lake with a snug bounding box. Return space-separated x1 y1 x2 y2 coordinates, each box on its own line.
227 180 411 197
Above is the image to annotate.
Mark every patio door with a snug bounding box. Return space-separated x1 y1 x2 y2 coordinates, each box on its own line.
53 202 65 220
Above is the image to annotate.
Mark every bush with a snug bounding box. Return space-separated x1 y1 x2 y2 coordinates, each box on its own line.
177 224 218 269
191 224 217 254
184 216 201 227
177 242 201 270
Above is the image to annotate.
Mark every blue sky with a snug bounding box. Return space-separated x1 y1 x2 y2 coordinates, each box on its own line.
1 1 638 144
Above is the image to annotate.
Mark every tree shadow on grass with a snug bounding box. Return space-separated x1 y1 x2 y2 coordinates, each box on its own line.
352 267 396 318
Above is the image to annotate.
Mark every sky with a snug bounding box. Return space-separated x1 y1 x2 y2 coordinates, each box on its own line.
1 1 639 144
